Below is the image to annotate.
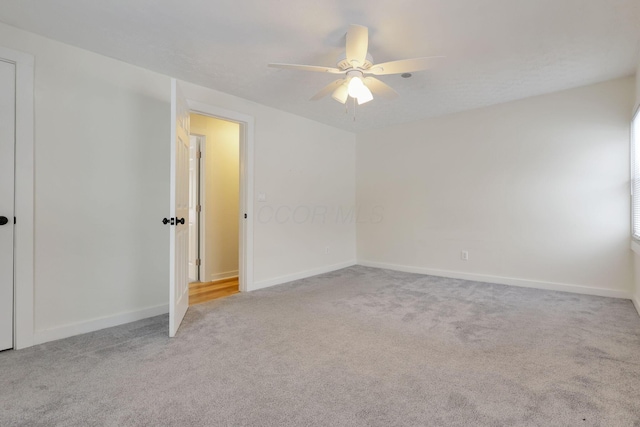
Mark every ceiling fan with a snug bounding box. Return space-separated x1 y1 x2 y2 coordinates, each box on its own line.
268 24 441 106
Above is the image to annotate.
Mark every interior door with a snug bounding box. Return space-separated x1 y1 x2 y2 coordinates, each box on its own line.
0 59 16 351
169 79 190 337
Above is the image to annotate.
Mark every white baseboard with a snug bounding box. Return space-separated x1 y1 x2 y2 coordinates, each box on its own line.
633 294 640 317
250 260 357 291
210 270 239 282
33 304 169 345
358 260 632 300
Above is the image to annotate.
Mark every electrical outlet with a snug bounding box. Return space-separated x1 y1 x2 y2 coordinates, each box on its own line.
461 250 469 261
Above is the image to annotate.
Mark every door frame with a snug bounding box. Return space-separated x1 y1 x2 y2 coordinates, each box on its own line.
186 100 254 292
0 46 35 350
197 135 206 282
189 133 206 282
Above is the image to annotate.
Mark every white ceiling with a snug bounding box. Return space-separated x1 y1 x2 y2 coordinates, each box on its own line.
0 0 639 132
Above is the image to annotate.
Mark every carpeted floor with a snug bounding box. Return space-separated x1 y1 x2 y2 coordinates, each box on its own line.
2 266 640 426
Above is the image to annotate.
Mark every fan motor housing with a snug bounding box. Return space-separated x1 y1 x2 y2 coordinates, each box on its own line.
337 52 373 71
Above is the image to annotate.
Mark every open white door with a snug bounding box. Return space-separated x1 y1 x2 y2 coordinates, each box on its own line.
169 79 190 337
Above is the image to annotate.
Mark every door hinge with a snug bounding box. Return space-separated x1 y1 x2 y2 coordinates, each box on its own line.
195 259 201 266
197 151 202 159
244 213 247 219
196 205 202 212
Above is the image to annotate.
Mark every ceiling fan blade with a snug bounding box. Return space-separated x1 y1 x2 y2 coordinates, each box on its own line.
310 79 346 101
363 77 398 100
332 84 349 104
268 63 343 74
345 24 368 67
366 56 443 75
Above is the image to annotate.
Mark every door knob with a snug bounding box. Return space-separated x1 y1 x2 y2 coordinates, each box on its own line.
0 216 8 226
162 217 184 225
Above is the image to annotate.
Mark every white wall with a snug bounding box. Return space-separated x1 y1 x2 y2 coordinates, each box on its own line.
5 16 631 345
0 22 171 343
632 58 640 314
357 77 635 297
0 21 357 345
181 82 357 289
190 114 240 281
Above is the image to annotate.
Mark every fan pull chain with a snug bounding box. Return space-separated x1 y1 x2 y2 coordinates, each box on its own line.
353 97 357 122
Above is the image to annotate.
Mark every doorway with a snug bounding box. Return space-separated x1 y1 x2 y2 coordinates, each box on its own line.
187 114 241 305
170 80 254 336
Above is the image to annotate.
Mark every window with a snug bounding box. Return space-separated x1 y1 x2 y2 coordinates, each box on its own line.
632 105 640 240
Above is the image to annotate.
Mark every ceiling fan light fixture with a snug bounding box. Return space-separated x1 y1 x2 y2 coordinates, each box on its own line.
347 76 363 97
356 86 373 104
348 76 373 105
332 84 349 104
268 24 441 111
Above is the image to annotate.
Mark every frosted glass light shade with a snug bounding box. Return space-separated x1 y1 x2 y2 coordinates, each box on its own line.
356 86 373 104
348 77 365 97
332 84 349 104
348 76 373 104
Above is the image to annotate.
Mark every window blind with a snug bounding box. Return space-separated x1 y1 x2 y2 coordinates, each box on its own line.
632 106 640 240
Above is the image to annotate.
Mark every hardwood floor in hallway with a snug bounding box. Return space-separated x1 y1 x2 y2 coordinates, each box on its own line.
189 277 239 306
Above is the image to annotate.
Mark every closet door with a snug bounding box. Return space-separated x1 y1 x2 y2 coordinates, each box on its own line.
0 59 16 351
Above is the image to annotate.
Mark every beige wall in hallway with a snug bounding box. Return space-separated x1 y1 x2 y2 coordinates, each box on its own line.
190 114 240 281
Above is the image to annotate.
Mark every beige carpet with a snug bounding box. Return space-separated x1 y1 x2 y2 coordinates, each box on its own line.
2 266 640 426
